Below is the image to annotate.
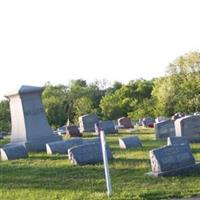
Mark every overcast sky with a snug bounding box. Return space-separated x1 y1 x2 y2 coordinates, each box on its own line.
1 0 200 99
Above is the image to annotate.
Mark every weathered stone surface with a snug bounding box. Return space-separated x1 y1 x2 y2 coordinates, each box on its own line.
66 125 82 137
167 136 189 146
95 120 118 134
147 144 200 177
46 138 83 154
4 85 61 151
175 115 200 142
119 136 142 149
0 145 28 161
117 117 134 129
79 114 99 132
155 119 175 139
68 142 113 165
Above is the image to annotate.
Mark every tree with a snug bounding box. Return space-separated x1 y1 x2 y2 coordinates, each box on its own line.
0 100 11 132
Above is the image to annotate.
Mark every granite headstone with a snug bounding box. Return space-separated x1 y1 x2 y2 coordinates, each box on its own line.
79 114 99 132
119 136 142 149
68 142 113 165
117 117 134 129
175 115 200 142
4 85 61 151
66 125 82 137
0 145 28 161
155 119 175 139
147 144 200 176
95 120 118 134
167 136 189 146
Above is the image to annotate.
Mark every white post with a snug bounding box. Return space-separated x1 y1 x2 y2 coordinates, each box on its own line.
100 130 112 197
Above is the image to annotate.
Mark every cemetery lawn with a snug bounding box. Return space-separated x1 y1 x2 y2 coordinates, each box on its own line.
1 128 200 200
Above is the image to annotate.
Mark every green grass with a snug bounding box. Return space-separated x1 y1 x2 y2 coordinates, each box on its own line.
1 128 200 200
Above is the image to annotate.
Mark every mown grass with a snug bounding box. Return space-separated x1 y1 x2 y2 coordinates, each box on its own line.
1 128 200 200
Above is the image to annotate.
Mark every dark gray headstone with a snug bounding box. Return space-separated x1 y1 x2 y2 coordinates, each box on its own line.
117 117 134 129
0 145 28 161
167 136 189 146
68 142 113 165
95 120 118 134
4 85 61 151
155 119 175 139
79 114 99 132
142 118 155 128
66 125 82 137
46 138 83 154
147 144 200 177
119 136 142 149
175 115 200 142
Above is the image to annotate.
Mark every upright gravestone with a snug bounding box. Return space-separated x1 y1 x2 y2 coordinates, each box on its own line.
175 115 200 142
95 120 118 134
142 118 155 128
79 114 99 133
119 136 142 149
117 117 134 129
4 85 61 151
155 119 175 139
66 125 82 137
68 142 113 165
147 144 200 177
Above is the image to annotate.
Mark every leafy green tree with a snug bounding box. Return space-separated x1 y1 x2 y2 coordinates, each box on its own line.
0 100 11 132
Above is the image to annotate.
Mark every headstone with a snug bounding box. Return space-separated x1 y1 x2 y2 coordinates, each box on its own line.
95 120 118 134
66 125 82 137
142 118 155 128
68 142 113 165
0 145 28 161
46 138 83 154
155 119 175 139
119 136 142 149
175 115 200 142
0 132 4 140
79 114 99 132
167 136 189 146
4 85 61 151
117 117 134 129
147 144 200 177
46 137 100 155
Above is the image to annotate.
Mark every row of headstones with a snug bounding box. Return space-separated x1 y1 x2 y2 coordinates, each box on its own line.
57 115 134 137
0 136 142 162
148 136 200 177
155 115 200 142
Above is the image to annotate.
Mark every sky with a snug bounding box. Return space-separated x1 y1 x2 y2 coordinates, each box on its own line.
1 0 200 99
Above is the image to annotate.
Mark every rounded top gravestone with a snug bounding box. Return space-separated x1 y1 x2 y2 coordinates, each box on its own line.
4 85 61 151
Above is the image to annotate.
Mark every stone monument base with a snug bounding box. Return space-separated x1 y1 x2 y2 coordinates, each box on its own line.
5 134 62 152
146 162 200 177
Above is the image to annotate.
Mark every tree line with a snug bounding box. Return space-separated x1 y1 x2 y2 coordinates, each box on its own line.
1 51 200 132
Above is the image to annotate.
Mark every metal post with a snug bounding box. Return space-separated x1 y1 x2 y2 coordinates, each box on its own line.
100 130 112 197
